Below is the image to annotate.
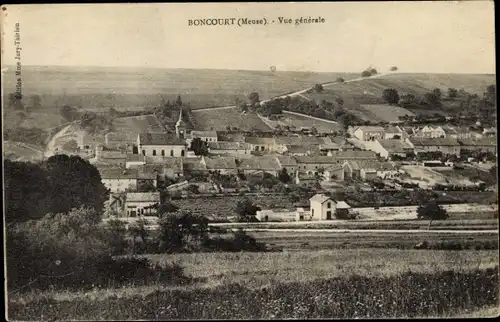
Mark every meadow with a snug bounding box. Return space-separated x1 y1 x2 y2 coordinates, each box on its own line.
190 108 272 131
8 250 499 319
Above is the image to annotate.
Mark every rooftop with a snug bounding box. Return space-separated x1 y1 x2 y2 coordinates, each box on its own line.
377 139 414 152
459 138 497 146
410 137 461 146
309 193 331 204
239 156 281 171
208 141 250 150
276 156 298 167
355 126 385 132
245 136 276 145
99 167 139 180
203 156 237 169
294 156 338 164
330 150 378 160
190 130 218 138
126 192 161 203
139 133 186 146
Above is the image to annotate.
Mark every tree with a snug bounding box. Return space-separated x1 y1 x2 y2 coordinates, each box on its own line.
382 88 400 104
336 77 345 83
416 200 448 220
190 137 209 156
157 211 208 252
390 66 398 71
137 180 156 192
156 201 180 216
247 92 260 107
361 70 372 77
369 68 378 75
278 168 291 183
432 88 442 100
175 95 183 107
448 88 458 99
314 84 324 93
43 155 109 215
234 198 260 222
423 92 442 108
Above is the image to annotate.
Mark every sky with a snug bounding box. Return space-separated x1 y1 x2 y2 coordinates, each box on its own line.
0 2 496 73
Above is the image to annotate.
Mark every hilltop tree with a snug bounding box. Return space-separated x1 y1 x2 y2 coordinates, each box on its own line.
175 95 183 107
336 77 345 83
448 88 458 99
361 70 372 77
369 68 378 76
314 84 324 93
190 137 209 156
390 66 398 71
247 92 260 107
382 88 400 105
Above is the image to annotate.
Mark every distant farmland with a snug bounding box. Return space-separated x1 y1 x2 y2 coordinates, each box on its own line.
191 108 272 131
356 104 415 123
112 115 163 137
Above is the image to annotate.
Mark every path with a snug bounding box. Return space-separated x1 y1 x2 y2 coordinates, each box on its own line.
236 228 498 234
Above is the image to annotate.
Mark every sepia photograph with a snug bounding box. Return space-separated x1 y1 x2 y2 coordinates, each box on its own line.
1 1 498 320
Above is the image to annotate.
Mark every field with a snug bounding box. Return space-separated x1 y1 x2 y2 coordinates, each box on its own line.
246 230 498 251
2 66 359 110
111 115 162 136
190 108 272 131
3 141 45 161
263 111 343 133
8 250 499 319
356 104 415 123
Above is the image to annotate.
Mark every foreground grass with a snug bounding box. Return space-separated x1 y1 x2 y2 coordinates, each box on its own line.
9 266 499 320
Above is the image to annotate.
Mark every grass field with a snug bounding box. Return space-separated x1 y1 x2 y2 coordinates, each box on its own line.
191 109 272 131
8 250 499 319
112 115 162 136
266 111 344 133
248 230 498 250
356 104 415 123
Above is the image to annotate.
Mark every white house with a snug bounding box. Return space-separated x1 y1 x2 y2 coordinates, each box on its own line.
368 139 414 159
99 168 139 193
413 126 446 139
353 126 386 141
186 130 218 147
309 194 337 220
137 133 187 157
125 192 160 218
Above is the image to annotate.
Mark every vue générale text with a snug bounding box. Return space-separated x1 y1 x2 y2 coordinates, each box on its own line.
188 17 326 27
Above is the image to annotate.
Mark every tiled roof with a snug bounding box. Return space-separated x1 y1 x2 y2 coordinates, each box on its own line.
99 167 138 179
183 157 207 171
385 125 403 134
276 156 297 167
208 141 250 150
410 138 461 146
345 160 397 171
355 126 385 132
294 156 338 164
190 130 218 138
309 193 331 204
126 192 160 203
139 133 186 146
330 151 378 160
377 139 413 153
239 156 281 171
459 138 497 146
203 156 237 169
245 137 276 145
286 146 311 154
99 150 127 159
336 201 351 209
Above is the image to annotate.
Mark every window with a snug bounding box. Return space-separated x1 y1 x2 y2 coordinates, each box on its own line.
161 150 165 156
181 150 185 157
152 150 156 156
312 209 314 216
170 150 174 157
327 202 331 208
142 150 146 156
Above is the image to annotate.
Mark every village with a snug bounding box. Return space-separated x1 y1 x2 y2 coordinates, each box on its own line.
47 102 497 228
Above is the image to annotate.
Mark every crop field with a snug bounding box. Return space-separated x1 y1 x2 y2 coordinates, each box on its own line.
112 115 162 136
2 66 359 110
9 250 499 319
265 111 343 133
248 230 498 251
191 108 272 131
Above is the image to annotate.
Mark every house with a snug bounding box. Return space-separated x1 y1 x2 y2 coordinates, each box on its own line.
93 145 127 166
343 160 401 180
384 125 407 140
309 194 336 220
99 167 139 193
186 130 218 146
239 156 282 176
353 126 386 141
245 137 276 152
458 138 497 155
294 156 339 174
125 154 184 178
207 141 251 156
283 145 312 156
125 192 160 217
137 133 186 157
275 156 298 175
368 139 414 159
327 150 378 162
407 137 461 156
413 126 446 139
202 156 238 175
274 135 327 153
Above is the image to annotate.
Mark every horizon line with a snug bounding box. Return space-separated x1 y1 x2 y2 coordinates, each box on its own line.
1 64 495 75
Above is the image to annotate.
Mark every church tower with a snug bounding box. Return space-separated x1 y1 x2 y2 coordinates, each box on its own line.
175 107 186 139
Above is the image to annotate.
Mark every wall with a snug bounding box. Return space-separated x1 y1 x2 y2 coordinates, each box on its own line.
126 201 158 217
140 145 186 157
102 178 138 193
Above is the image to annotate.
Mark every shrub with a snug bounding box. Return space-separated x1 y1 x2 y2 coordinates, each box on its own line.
417 200 448 220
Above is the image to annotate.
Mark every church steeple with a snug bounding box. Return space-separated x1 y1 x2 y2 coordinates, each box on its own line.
176 107 186 139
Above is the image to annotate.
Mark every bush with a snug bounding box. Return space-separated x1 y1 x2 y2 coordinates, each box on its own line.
382 88 400 104
417 200 448 220
6 207 188 292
